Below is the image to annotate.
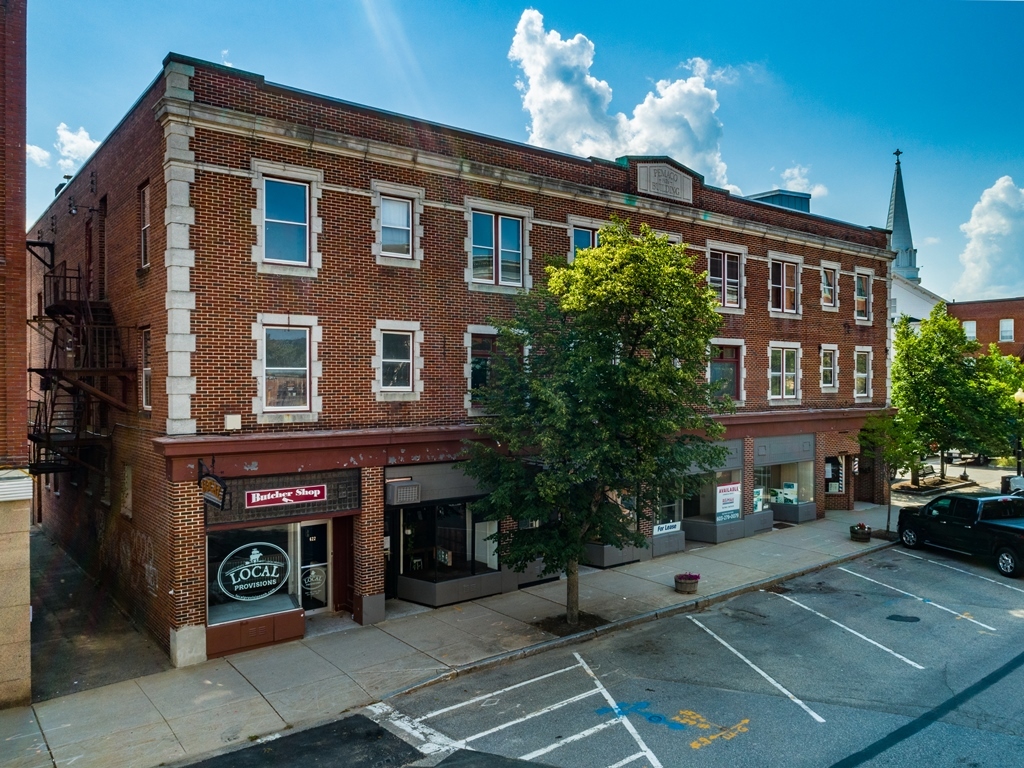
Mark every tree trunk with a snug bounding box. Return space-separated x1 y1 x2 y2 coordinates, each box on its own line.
566 557 579 627
939 449 946 480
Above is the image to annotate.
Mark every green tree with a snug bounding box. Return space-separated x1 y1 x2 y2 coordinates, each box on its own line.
892 303 981 479
858 412 925 533
463 220 727 626
973 345 1024 461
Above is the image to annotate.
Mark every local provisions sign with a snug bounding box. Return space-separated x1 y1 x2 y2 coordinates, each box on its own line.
217 543 291 602
244 484 327 509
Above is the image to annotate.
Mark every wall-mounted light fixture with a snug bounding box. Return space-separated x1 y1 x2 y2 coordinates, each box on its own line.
68 197 78 215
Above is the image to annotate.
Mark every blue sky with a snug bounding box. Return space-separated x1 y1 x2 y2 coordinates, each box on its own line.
24 1 1024 300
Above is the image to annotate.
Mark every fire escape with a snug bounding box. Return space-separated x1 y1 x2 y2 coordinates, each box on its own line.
27 240 136 477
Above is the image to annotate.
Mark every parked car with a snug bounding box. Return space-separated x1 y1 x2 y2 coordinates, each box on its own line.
898 494 1024 577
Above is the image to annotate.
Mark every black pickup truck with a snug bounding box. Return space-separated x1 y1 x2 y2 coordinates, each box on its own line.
898 494 1024 577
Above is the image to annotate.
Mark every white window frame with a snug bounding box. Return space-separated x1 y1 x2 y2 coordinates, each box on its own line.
141 327 152 410
465 324 499 415
820 260 840 312
962 320 977 341
768 251 803 318
854 268 873 324
139 184 150 269
251 159 323 278
707 240 746 315
854 346 872 399
372 180 424 268
708 337 746 405
1000 318 1014 342
464 197 533 294
820 343 839 393
373 320 424 402
252 313 322 424
768 341 801 403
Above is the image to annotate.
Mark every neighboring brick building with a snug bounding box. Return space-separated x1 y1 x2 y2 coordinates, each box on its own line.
947 297 1024 358
27 54 893 666
1 0 31 708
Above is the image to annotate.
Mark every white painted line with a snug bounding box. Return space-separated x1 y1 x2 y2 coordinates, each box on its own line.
606 752 648 768
838 566 998 631
688 616 825 723
366 702 461 756
519 717 620 760
895 549 1024 594
575 651 665 768
455 688 602 746
765 590 924 669
416 661 582 722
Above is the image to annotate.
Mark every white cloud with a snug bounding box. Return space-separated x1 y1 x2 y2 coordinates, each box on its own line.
923 236 941 246
54 122 100 174
508 9 736 191
221 49 233 67
953 176 1024 299
26 144 51 167
781 164 828 198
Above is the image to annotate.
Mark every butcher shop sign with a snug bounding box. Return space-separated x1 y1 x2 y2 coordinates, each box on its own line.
244 484 327 509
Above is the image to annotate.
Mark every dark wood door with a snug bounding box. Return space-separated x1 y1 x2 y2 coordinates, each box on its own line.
332 515 354 613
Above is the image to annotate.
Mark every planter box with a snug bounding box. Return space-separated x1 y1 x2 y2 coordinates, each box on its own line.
397 571 503 607
650 530 685 558
674 578 699 594
771 501 818 524
680 517 745 544
744 509 774 537
584 542 641 568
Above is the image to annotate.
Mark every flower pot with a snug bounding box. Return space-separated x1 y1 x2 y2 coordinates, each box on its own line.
850 526 871 543
674 577 699 594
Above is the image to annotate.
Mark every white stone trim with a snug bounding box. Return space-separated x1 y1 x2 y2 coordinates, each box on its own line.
463 197 533 294
768 250 804 320
820 259 841 313
709 337 746 406
372 319 424 402
372 180 425 269
854 345 873 401
819 343 840 393
706 239 747 315
464 324 498 415
251 313 322 424
250 159 323 278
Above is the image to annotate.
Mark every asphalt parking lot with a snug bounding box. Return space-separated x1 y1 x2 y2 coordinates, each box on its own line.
379 546 1024 767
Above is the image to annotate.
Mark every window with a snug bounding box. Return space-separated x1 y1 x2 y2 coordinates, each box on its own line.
397 503 498 584
855 272 871 321
264 326 309 410
251 160 323 277
373 320 423 401
770 259 799 314
1000 318 1014 342
473 212 522 286
709 345 740 399
141 328 152 410
821 266 837 307
252 313 322 423
820 346 838 390
264 179 308 264
709 250 741 308
572 227 598 254
854 348 871 397
372 180 424 267
963 320 977 340
755 462 815 505
769 345 799 400
139 184 150 268
824 456 844 494
470 334 495 397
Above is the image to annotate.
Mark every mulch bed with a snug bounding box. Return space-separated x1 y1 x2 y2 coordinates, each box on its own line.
532 611 610 637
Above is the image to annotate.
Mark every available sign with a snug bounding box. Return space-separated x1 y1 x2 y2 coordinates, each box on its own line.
217 543 291 602
245 484 326 509
716 482 741 523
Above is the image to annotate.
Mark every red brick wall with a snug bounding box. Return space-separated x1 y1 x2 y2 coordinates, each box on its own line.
947 298 1024 358
817 431 861 513
355 466 384 603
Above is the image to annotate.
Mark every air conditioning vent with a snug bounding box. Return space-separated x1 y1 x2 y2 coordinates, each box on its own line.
386 481 421 506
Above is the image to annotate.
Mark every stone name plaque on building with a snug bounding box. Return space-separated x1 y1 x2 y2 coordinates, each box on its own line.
637 163 693 204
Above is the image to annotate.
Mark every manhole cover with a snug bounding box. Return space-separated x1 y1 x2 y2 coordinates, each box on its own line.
886 614 921 622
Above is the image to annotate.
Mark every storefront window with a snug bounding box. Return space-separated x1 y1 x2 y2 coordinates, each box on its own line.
399 503 498 583
657 498 681 525
207 524 300 625
676 470 742 520
754 461 815 505
824 456 845 494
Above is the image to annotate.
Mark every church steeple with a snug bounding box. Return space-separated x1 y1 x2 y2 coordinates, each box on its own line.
887 149 920 283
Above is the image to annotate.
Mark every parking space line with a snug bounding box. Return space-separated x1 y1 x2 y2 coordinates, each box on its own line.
415 661 583 722
838 567 998 631
453 688 602 746
606 752 647 767
688 616 826 723
366 702 461 756
894 550 1024 594
576 652 665 768
518 717 620 760
764 590 925 669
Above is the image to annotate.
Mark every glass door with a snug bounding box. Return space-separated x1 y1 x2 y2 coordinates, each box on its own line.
300 521 330 613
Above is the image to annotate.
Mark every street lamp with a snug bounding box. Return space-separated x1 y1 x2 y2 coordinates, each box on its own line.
1014 388 1024 476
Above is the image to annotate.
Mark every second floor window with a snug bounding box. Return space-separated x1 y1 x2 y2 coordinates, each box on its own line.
855 274 871 320
1000 318 1015 342
709 251 740 308
710 346 740 399
470 334 496 402
572 227 598 254
381 196 412 257
381 331 413 391
770 347 798 399
141 328 152 410
264 179 309 265
473 212 522 286
821 267 837 307
820 348 836 388
264 327 309 410
854 350 871 396
770 261 798 313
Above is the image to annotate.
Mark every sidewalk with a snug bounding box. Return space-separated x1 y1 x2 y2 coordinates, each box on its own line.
1 503 905 768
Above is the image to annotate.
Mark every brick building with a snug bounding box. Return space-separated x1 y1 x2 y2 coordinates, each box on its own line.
27 54 893 666
1 0 31 708
947 297 1024 358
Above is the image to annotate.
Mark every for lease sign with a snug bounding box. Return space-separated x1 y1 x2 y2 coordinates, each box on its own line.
245 484 327 509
